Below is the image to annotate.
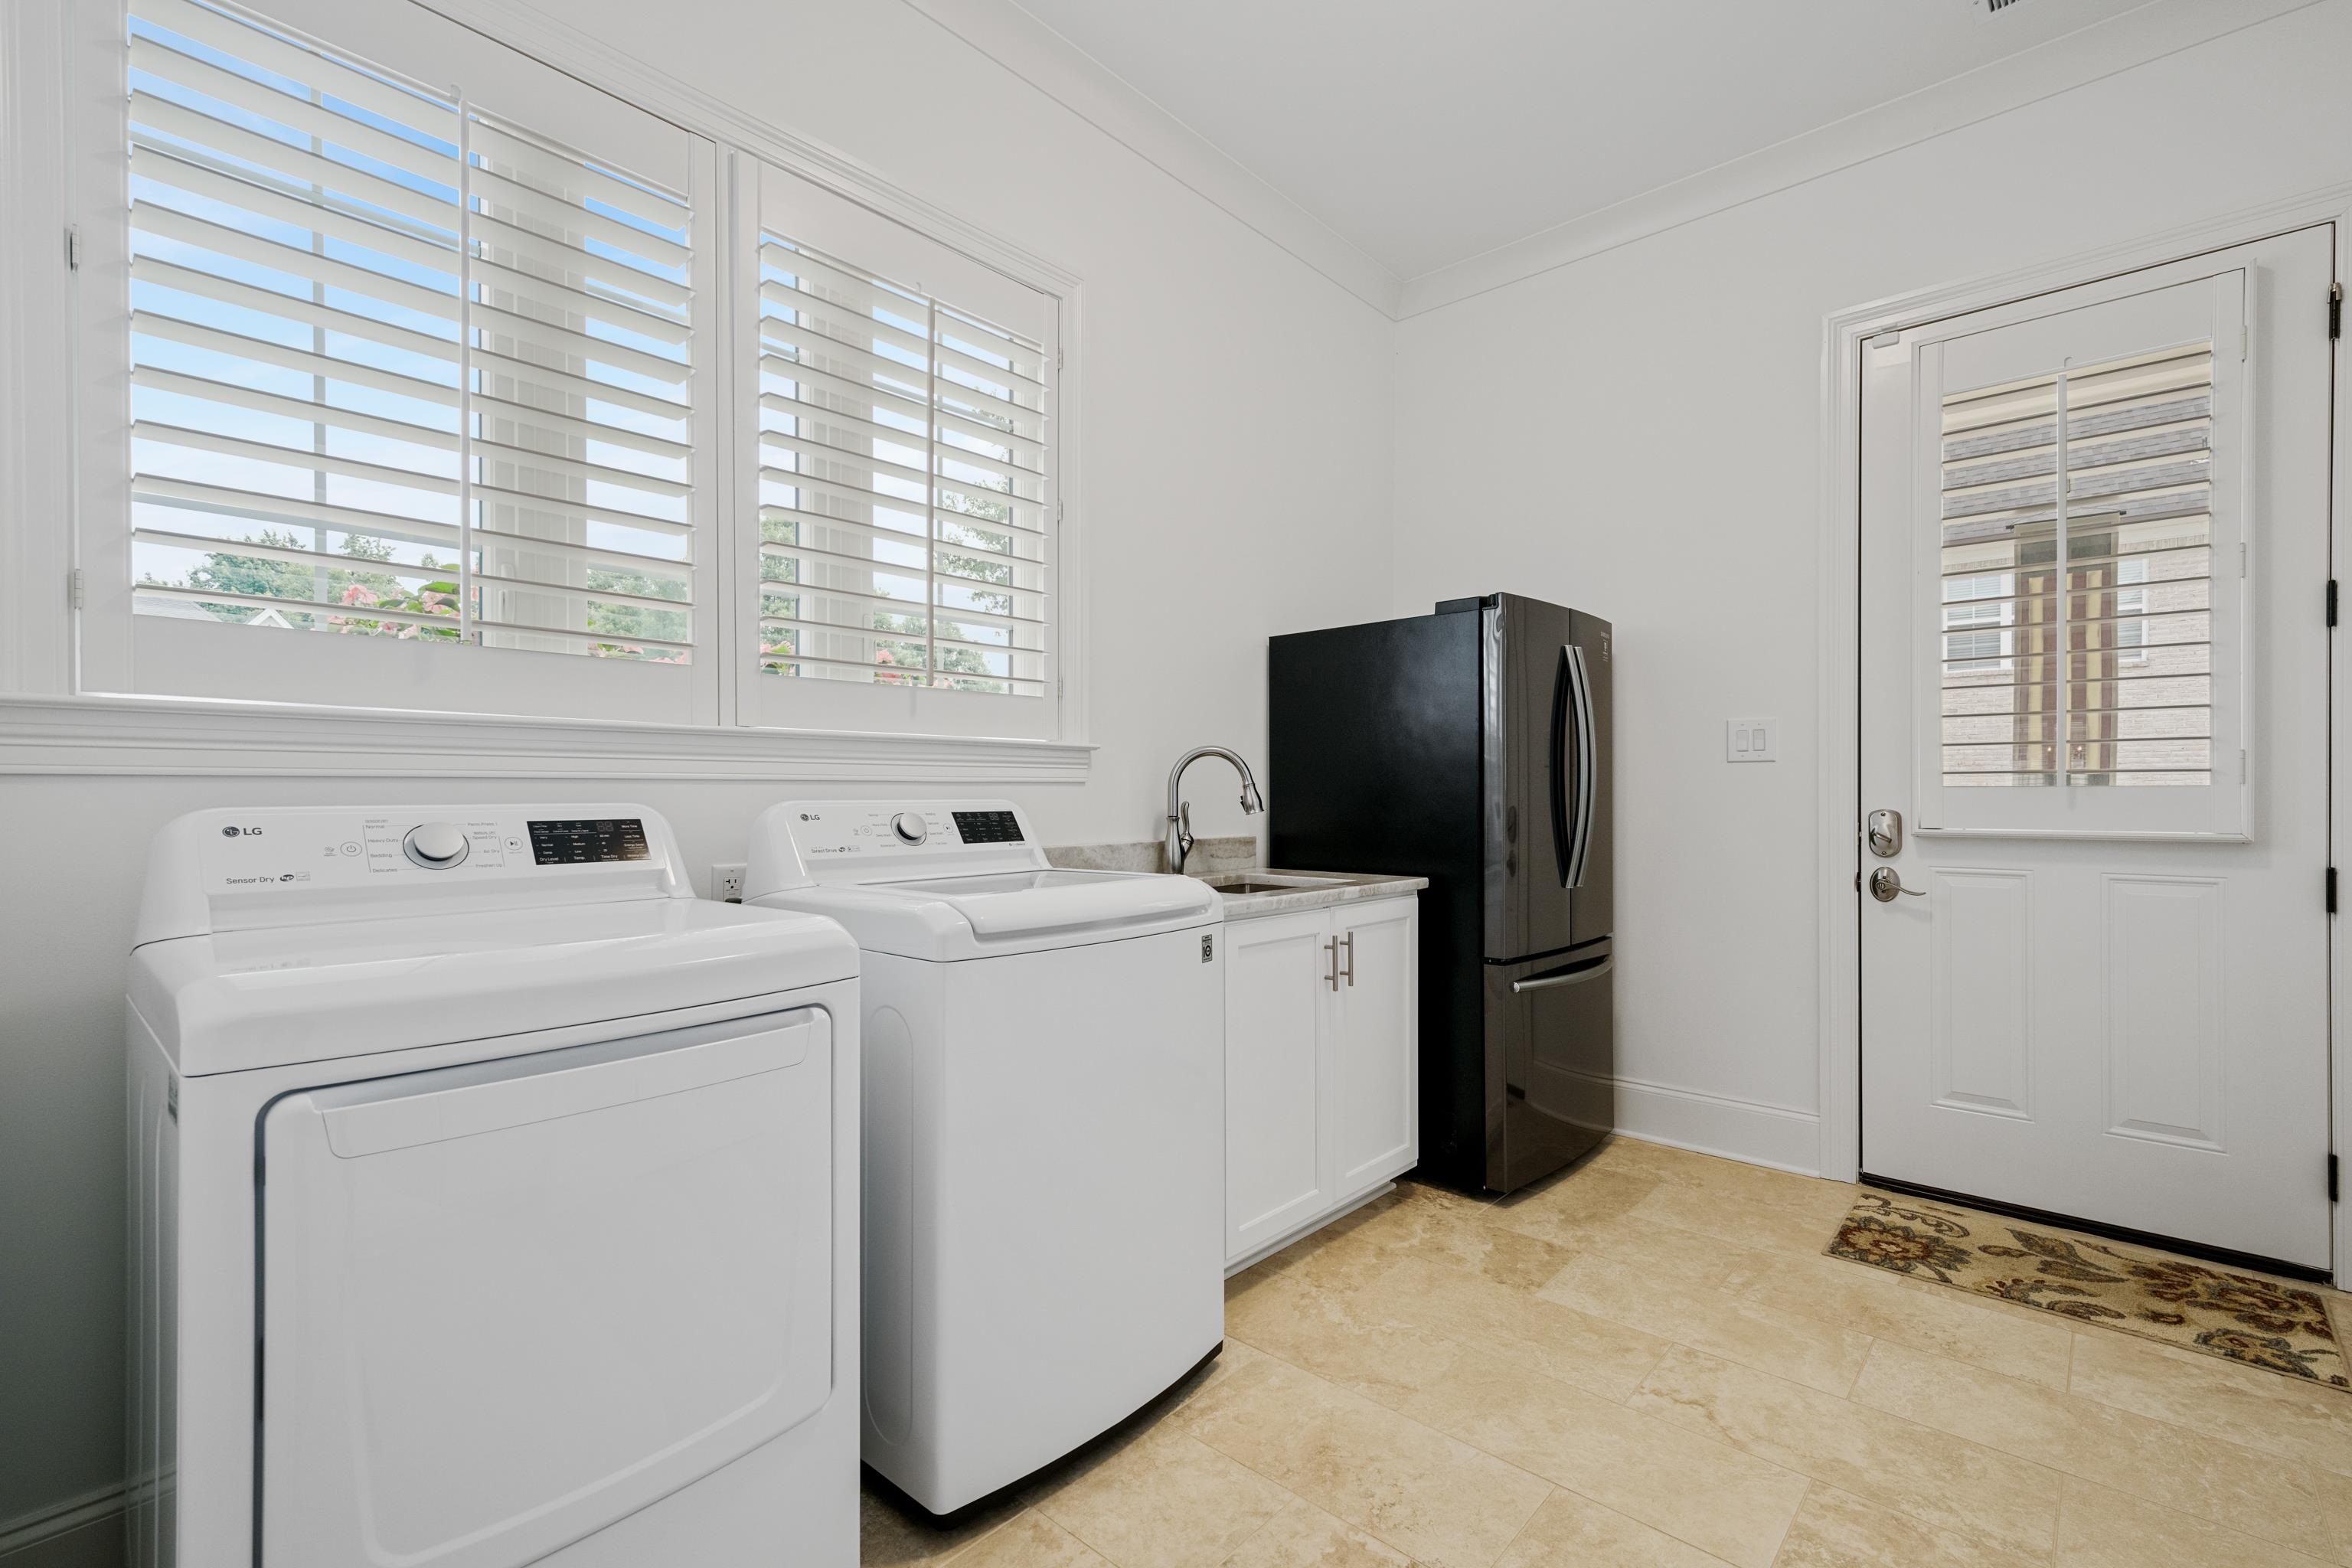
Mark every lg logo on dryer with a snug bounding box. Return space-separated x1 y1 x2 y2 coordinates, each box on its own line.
220 825 263 837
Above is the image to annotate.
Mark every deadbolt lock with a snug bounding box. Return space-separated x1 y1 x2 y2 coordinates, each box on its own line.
1866 808 1903 859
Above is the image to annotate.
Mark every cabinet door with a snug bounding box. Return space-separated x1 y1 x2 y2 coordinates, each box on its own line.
1330 900 1417 1196
1226 911 1334 1262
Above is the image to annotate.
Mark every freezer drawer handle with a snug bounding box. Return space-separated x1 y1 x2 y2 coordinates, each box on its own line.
1510 952 1612 994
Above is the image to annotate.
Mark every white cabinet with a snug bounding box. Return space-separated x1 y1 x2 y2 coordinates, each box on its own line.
1225 897 1419 1269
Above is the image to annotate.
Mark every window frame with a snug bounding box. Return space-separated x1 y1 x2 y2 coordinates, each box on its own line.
730 155 1067 743
0 0 1089 775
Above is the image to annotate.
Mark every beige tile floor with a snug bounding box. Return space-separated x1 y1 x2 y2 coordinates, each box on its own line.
862 1138 2352 1568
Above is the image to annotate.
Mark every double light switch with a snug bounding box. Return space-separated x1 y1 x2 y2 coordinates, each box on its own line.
1726 717 1777 763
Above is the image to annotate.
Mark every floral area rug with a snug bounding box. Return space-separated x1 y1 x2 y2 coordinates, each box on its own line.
1828 1191 2350 1390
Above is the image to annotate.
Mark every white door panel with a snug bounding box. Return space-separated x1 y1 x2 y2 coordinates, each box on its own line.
260 1011 832 1568
1860 227 2334 1271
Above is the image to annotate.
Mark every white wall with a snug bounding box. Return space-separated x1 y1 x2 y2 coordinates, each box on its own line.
0 0 1394 1543
1389 0 2352 1173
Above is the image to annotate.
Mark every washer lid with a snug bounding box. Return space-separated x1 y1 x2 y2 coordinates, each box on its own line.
752 869 1220 961
130 899 858 1077
880 868 1217 936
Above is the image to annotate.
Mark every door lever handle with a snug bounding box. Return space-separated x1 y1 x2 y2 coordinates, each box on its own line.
1868 867 1926 902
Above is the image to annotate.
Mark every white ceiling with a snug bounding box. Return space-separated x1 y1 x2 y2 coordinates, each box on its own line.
1004 0 2154 281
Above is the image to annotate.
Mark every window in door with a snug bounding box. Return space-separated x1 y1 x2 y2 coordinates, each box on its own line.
1919 271 2243 838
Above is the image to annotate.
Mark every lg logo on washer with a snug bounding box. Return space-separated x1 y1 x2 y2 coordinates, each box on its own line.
220 825 263 837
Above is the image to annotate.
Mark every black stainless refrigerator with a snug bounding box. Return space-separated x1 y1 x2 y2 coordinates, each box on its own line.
1269 593 1612 1195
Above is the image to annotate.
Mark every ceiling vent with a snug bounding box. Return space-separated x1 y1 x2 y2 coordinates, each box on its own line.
1983 0 2024 11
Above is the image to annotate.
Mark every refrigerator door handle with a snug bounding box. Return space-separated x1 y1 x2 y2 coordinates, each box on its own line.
1561 643 1597 889
1548 645 1573 888
1509 952 1613 994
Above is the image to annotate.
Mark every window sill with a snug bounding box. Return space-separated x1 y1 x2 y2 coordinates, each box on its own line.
0 694 1094 782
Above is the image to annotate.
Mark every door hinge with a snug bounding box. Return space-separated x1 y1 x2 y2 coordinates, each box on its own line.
2328 867 2338 915
2332 282 2344 341
64 224 81 271
2328 579 2337 627
2331 1154 2340 1203
67 568 83 611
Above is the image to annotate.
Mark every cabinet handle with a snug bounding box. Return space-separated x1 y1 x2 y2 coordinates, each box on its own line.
1339 931 1355 988
1324 936 1339 991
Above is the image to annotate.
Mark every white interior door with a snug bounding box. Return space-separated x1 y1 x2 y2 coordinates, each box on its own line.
1859 226 2337 1273
260 1010 832 1568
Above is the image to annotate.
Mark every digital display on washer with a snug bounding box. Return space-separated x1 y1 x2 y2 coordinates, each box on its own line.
528 818 651 864
951 809 1024 844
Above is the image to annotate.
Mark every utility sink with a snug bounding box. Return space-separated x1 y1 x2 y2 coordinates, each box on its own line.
1199 872 1350 896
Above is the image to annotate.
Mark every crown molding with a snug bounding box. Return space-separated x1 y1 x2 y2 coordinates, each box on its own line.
1397 0 2328 319
0 695 1095 782
896 0 1401 318
410 0 1083 296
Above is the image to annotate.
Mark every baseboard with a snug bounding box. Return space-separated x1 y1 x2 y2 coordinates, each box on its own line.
0 1485 125 1560
1579 1071 1823 1176
1223 1180 1397 1278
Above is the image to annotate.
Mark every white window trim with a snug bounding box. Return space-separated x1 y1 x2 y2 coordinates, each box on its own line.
0 691 1092 779
0 0 1089 779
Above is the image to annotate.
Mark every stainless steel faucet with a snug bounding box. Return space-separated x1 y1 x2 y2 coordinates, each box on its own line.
1165 746 1266 874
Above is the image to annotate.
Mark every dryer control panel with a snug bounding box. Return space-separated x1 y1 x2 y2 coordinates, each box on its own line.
138 805 689 944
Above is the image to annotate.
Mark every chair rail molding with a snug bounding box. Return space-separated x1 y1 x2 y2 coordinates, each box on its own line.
0 694 1096 782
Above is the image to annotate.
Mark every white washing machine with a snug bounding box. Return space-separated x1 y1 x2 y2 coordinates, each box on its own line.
744 799 1224 1514
126 804 861 1568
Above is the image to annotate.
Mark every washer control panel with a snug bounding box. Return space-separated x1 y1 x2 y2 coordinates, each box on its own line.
778 800 1039 867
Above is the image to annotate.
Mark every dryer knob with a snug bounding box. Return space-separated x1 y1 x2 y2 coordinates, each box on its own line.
890 812 929 846
403 821 470 869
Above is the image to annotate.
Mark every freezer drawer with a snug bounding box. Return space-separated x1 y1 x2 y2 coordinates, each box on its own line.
1483 942 1613 1193
259 1010 832 1568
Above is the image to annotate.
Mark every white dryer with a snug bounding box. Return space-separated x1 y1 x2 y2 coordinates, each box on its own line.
126 805 861 1568
744 799 1224 1514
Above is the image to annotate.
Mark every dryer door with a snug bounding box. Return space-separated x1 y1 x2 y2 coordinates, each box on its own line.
259 1009 831 1568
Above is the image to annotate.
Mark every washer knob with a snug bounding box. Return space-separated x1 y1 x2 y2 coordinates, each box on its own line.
403 821 470 869
890 812 929 846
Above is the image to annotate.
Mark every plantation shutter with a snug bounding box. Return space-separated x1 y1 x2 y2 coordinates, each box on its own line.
1937 343 2218 789
119 0 704 693
748 165 1054 717
1912 267 2246 838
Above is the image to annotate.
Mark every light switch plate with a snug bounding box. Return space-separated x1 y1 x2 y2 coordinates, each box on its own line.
1726 717 1776 763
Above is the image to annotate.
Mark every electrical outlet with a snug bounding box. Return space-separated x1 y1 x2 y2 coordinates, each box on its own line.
711 863 746 903
1726 717 1777 763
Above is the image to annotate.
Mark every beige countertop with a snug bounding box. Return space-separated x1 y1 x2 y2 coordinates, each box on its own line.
1197 868 1427 920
